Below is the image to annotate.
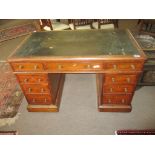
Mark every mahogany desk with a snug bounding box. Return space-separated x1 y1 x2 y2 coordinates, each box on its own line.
8 29 146 112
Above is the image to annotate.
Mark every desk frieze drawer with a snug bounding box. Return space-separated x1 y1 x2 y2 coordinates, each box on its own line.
106 62 143 71
22 84 50 94
103 84 135 94
16 74 48 84
11 62 44 72
44 62 103 72
26 94 52 105
103 94 132 104
104 74 138 84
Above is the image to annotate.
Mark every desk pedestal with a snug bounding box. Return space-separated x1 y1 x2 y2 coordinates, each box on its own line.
27 74 65 112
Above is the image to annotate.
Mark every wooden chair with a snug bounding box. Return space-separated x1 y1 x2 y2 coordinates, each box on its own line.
68 19 93 30
92 19 118 29
39 19 70 31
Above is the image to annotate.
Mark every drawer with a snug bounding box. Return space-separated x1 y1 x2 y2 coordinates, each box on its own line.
22 84 50 94
106 62 143 71
44 62 103 72
26 94 52 105
11 62 44 72
104 74 138 84
103 84 135 94
103 94 132 104
16 74 48 84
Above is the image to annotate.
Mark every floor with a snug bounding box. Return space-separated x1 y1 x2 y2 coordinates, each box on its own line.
1 74 155 135
0 19 155 135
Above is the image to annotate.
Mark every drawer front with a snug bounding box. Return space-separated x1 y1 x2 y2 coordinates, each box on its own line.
26 94 52 105
44 62 103 72
103 85 135 94
16 74 48 84
11 62 44 72
106 62 143 71
22 84 50 94
104 74 138 84
103 94 132 104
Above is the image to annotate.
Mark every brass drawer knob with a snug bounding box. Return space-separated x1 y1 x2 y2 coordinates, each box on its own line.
41 88 44 93
34 65 38 70
38 79 41 82
112 77 115 83
32 99 35 102
44 98 47 102
24 79 28 83
131 64 135 69
19 65 23 69
127 78 130 83
28 88 32 93
108 99 111 103
113 64 117 70
110 88 113 92
58 64 63 69
122 99 125 103
124 88 128 92
87 64 91 69
72 63 77 67
93 65 100 69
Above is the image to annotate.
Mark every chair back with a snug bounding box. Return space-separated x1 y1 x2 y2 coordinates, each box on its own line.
39 19 53 30
69 19 93 29
98 19 118 29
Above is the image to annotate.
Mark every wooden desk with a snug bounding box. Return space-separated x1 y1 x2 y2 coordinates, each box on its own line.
8 29 146 112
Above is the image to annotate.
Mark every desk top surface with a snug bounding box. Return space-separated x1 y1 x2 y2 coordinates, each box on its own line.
9 29 145 60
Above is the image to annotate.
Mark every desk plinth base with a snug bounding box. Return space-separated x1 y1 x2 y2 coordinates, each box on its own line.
27 74 65 112
27 104 59 112
98 104 132 112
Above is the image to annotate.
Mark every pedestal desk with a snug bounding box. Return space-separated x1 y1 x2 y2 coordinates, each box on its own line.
8 29 146 112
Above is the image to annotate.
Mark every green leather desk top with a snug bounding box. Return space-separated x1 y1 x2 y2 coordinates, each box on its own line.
10 29 142 59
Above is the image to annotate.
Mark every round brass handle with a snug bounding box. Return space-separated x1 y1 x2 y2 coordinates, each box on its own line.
122 99 125 103
112 78 115 83
28 88 32 93
124 88 128 92
24 79 28 83
32 99 35 102
113 64 117 70
41 88 44 93
34 65 38 70
110 88 113 92
87 64 91 69
38 79 41 82
72 63 77 67
127 78 130 83
93 65 100 69
108 99 111 103
19 65 23 69
58 64 63 69
131 64 135 70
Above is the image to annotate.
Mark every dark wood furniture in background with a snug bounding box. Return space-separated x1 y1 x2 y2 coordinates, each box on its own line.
132 21 155 86
39 19 53 30
68 19 93 30
39 19 70 31
97 19 118 29
8 29 146 113
138 19 155 36
133 33 155 85
138 50 155 85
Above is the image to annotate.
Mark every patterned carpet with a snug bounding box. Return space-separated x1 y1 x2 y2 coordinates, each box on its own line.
0 62 23 119
0 23 37 42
